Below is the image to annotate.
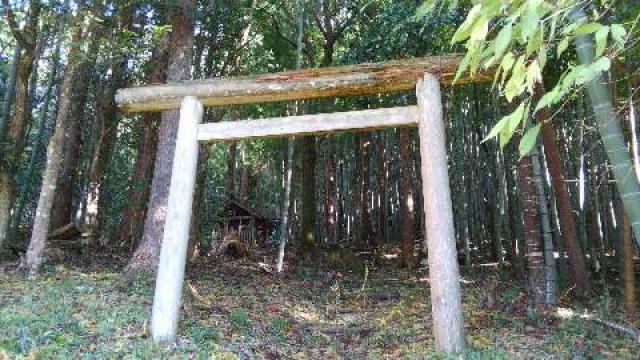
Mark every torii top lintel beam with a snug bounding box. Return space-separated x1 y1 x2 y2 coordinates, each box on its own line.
115 54 489 113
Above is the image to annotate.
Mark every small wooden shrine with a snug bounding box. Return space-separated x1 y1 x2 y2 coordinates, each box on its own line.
220 199 276 245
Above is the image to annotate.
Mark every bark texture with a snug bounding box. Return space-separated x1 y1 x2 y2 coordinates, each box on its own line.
124 0 195 277
536 85 590 297
23 24 85 273
517 147 546 308
115 55 488 112
0 1 41 249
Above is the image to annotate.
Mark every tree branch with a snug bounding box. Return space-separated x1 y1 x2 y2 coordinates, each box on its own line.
2 0 29 47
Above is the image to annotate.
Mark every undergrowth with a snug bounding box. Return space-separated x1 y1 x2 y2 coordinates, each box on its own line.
0 260 638 359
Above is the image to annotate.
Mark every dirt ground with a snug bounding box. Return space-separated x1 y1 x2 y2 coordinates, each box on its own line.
0 250 639 359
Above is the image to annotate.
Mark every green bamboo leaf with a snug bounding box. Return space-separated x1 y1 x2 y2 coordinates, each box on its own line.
453 43 478 83
526 60 542 93
499 52 515 87
415 0 438 19
557 37 570 57
483 0 503 16
610 24 627 46
504 56 526 102
483 114 511 143
494 23 513 57
538 44 548 69
575 57 611 85
574 22 602 35
594 26 609 58
470 18 489 42
534 85 561 113
499 101 528 148
519 0 543 41
452 4 482 43
526 27 543 56
519 123 541 156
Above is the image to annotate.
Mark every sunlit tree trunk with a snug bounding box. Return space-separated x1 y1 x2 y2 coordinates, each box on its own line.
277 138 295 272
117 34 168 247
125 0 195 277
10 36 61 240
23 23 87 273
534 86 590 296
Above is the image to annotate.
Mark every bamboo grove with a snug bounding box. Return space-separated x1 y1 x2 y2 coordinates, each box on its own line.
0 0 638 350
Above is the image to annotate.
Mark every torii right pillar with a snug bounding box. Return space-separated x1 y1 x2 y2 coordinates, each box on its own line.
417 73 466 354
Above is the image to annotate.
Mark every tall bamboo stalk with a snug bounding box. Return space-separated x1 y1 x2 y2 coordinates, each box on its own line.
532 145 557 305
570 8 640 249
277 0 304 272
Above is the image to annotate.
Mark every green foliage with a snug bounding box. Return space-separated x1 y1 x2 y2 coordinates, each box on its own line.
418 0 637 156
229 310 252 331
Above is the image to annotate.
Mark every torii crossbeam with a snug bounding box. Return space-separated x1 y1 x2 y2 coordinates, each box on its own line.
116 55 481 354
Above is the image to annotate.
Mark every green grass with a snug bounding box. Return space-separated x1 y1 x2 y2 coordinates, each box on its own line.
0 263 638 359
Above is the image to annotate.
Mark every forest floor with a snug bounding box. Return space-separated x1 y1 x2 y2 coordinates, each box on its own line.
0 249 639 359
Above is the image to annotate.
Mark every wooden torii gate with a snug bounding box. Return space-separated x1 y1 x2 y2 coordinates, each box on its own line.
116 55 485 354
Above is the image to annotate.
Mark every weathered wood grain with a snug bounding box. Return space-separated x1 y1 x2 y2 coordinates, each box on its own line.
116 55 489 112
196 106 418 141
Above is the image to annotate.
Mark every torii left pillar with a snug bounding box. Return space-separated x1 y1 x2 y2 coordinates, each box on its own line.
150 96 203 343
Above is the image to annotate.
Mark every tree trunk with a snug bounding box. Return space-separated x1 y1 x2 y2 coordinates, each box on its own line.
115 21 168 248
9 37 61 240
537 85 590 297
300 135 316 255
124 0 195 277
0 43 21 139
324 137 337 243
399 128 415 268
517 145 546 309
531 146 557 305
82 63 124 235
621 211 637 316
359 132 372 246
118 114 160 247
277 138 295 273
277 1 303 272
188 145 210 260
226 141 237 198
0 1 41 249
22 24 85 273
377 131 388 245
240 160 250 200
50 45 98 230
